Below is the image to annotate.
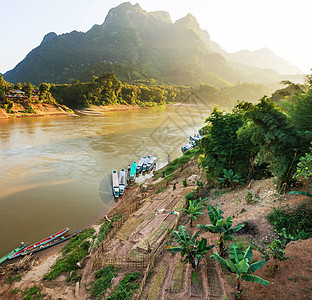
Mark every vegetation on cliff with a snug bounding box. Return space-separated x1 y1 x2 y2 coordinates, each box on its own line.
199 72 312 191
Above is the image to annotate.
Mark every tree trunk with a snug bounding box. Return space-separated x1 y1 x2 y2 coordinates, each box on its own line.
190 218 193 227
220 237 225 257
236 277 241 299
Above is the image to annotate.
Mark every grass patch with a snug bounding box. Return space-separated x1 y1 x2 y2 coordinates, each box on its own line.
106 271 142 300
21 285 47 300
159 173 174 183
63 228 95 254
5 273 23 284
156 187 169 194
44 228 95 281
66 270 82 284
153 148 202 180
267 201 312 240
91 266 117 299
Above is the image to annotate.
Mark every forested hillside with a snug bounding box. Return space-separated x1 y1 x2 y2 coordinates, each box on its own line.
4 2 302 90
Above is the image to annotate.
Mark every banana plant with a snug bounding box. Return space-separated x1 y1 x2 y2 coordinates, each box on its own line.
198 205 244 257
218 169 242 188
167 225 214 268
212 243 269 299
180 199 204 227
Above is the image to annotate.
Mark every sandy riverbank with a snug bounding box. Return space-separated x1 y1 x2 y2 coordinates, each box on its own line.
0 103 76 119
75 104 144 115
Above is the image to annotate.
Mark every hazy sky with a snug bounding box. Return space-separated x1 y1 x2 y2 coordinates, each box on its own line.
1 0 311 74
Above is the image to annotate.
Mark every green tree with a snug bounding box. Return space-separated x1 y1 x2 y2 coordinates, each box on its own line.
0 75 13 99
39 82 51 100
167 226 214 268
200 105 254 181
242 97 304 191
198 205 244 257
180 199 204 227
22 81 35 98
14 82 22 90
212 243 269 299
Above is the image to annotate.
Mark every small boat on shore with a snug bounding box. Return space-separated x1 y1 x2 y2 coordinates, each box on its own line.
130 162 137 182
127 164 131 180
0 243 26 265
9 227 69 259
181 141 195 153
190 133 202 143
119 169 126 195
112 170 119 198
146 156 157 171
142 156 150 172
136 157 145 174
21 230 82 256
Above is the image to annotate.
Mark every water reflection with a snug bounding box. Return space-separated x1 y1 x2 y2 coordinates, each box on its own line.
0 105 210 256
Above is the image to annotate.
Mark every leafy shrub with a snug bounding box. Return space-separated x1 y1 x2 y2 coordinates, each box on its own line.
44 242 90 281
5 273 23 284
44 229 95 281
185 191 196 201
106 271 143 300
24 105 36 114
63 228 95 255
218 169 243 188
182 179 188 187
267 202 312 240
91 266 117 299
22 285 47 300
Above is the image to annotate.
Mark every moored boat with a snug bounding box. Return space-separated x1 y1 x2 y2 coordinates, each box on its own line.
119 169 126 195
181 141 195 153
112 169 119 198
142 156 150 172
146 155 157 171
136 157 145 174
21 230 82 256
130 162 137 182
9 227 69 259
0 243 25 265
190 133 202 143
127 164 131 180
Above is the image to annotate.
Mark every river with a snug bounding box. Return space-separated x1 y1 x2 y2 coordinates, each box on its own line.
0 104 210 258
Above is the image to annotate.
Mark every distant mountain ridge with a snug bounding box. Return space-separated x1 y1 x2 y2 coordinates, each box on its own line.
222 48 302 75
4 2 303 86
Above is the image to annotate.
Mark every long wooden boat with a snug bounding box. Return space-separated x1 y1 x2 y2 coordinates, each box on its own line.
146 156 157 171
21 230 82 256
119 169 126 195
0 244 26 265
130 162 137 182
127 164 131 180
181 141 195 153
112 169 119 198
136 157 145 174
9 227 69 259
142 156 150 172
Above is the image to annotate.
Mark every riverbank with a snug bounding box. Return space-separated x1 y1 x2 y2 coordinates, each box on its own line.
0 150 311 299
0 102 76 119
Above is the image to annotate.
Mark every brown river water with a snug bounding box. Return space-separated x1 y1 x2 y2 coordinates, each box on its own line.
0 105 210 258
